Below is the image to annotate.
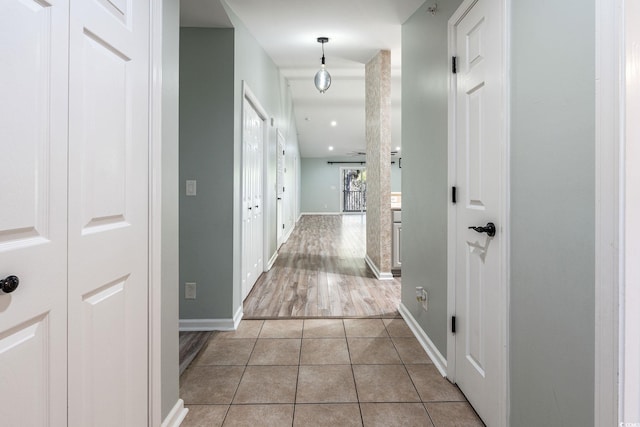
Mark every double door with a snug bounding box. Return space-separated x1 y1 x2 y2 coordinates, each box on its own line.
241 94 265 299
0 0 150 425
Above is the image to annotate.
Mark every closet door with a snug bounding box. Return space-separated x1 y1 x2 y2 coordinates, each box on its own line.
241 94 265 299
67 0 150 425
0 1 69 425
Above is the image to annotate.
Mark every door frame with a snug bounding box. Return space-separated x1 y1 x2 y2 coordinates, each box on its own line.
594 0 640 424
446 0 510 425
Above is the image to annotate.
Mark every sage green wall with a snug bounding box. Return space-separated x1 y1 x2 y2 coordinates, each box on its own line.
510 0 595 425
300 158 401 213
401 0 461 355
179 10 300 321
402 1 596 425
223 5 300 312
161 0 180 419
179 28 236 319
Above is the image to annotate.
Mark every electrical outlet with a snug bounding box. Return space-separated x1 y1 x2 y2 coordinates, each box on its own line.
185 282 196 299
415 287 428 311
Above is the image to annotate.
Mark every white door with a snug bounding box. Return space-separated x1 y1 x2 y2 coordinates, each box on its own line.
276 131 285 246
242 95 265 299
0 1 69 425
67 0 150 425
451 0 505 425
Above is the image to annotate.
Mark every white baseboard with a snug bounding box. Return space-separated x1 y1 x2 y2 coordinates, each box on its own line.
267 251 278 270
297 213 302 222
233 305 243 329
301 212 342 215
161 399 188 427
399 303 448 377
180 305 243 332
365 254 394 281
282 224 295 243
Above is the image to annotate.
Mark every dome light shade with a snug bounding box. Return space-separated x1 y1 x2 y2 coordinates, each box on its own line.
315 66 331 93
314 37 331 94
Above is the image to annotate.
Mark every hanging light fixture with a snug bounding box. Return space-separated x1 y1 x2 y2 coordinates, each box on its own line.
314 37 331 93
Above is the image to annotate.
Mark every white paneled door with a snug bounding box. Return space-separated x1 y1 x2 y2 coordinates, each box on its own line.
451 0 505 425
67 0 150 425
242 93 265 300
276 130 285 247
0 1 69 425
0 0 151 425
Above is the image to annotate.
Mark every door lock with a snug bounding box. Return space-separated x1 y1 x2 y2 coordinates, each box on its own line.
468 222 496 237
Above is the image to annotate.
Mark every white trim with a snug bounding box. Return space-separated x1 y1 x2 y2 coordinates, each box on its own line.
621 1 640 421
595 0 622 424
233 304 244 329
365 254 394 281
281 222 295 244
447 1 509 426
297 213 303 222
399 303 448 376
148 1 163 425
179 318 235 331
161 399 188 427
266 251 279 270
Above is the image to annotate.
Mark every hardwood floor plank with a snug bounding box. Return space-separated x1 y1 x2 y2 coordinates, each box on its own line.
244 215 401 319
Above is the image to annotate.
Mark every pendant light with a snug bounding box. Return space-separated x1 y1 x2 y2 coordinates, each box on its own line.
314 37 331 93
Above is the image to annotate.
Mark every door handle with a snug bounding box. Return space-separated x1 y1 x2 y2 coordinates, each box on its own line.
0 275 19 294
468 222 496 237
255 205 259 209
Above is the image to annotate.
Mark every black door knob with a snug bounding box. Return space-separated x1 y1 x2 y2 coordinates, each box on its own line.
468 222 496 237
1 275 19 294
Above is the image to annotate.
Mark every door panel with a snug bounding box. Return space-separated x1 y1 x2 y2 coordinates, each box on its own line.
68 0 149 424
241 96 264 299
0 1 69 425
453 0 503 425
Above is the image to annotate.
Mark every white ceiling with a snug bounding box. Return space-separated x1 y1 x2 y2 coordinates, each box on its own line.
180 0 427 158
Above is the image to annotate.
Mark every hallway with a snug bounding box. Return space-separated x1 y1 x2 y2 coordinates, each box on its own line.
180 318 483 426
244 215 400 318
180 216 484 426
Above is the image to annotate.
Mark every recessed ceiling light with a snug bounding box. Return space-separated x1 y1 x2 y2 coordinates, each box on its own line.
328 146 334 151
331 121 337 127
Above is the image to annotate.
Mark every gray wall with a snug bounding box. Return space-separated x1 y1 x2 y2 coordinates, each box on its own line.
300 158 401 213
401 0 596 425
179 28 236 319
224 6 300 312
510 0 595 425
161 0 180 419
401 0 461 355
179 13 300 321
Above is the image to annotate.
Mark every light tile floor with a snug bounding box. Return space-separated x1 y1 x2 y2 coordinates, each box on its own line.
180 318 485 427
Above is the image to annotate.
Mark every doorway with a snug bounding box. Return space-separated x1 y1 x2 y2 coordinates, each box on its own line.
447 0 508 425
340 167 367 213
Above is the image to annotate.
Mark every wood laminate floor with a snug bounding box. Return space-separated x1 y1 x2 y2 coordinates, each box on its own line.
243 215 401 319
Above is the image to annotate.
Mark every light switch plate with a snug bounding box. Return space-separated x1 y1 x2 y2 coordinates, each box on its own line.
185 282 196 299
186 180 197 196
